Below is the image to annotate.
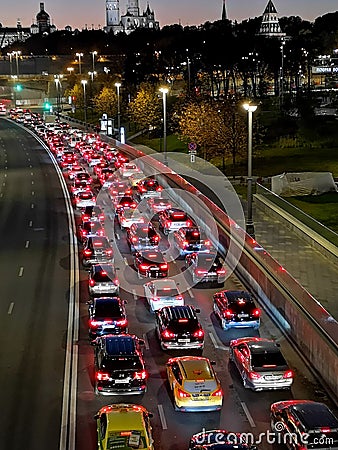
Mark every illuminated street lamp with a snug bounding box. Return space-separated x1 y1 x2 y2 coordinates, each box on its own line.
159 87 169 166
88 71 97 82
76 52 84 74
243 102 257 238
90 51 98 72
81 79 87 127
115 82 121 139
67 67 74 76
12 51 21 77
54 74 63 119
7 52 13 76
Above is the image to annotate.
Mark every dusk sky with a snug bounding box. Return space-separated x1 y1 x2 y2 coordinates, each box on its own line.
1 0 337 30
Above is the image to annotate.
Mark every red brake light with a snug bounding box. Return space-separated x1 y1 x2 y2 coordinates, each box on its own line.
115 319 127 327
217 269 226 275
283 370 294 379
183 240 189 247
177 387 191 398
186 220 192 226
249 371 261 380
89 320 100 328
105 249 113 256
160 263 168 270
140 264 150 270
162 330 175 339
156 186 162 191
223 309 233 318
211 388 223 397
84 249 92 256
134 370 147 380
253 308 260 317
96 371 110 381
193 329 204 338
89 279 95 287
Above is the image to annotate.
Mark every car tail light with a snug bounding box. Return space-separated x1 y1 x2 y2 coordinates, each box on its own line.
160 263 168 271
217 269 226 275
131 202 137 208
134 370 147 380
252 308 260 317
283 370 294 379
193 329 204 338
132 237 138 243
96 371 110 381
211 388 223 397
84 249 92 256
156 186 162 192
140 264 150 270
89 320 100 328
105 249 113 256
177 387 191 398
223 309 233 318
183 240 189 247
192 232 199 236
320 428 331 433
98 230 104 236
89 279 95 287
151 297 159 302
186 220 192 226
81 230 87 237
249 371 261 380
114 278 119 285
161 330 175 340
166 220 172 227
140 187 147 192
115 319 127 327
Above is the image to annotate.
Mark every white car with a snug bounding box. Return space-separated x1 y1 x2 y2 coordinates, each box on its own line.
144 279 184 312
119 162 141 178
117 209 146 229
74 190 96 209
129 171 146 186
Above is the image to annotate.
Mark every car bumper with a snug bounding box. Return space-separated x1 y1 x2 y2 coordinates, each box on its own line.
89 286 119 296
82 257 114 267
175 398 222 412
96 385 146 395
161 341 204 350
223 319 260 330
249 378 293 391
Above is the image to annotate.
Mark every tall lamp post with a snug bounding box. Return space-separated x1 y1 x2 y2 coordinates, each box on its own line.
243 102 257 238
280 38 285 108
90 51 98 73
54 74 63 120
76 52 83 74
114 82 121 139
159 87 169 166
81 79 87 128
7 52 13 76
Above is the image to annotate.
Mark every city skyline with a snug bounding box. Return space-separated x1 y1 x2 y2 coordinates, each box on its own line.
1 0 337 30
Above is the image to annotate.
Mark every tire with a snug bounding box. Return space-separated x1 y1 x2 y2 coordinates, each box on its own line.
163 228 169 236
229 347 234 362
241 371 249 389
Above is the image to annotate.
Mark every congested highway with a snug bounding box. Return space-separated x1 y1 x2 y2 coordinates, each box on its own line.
0 112 336 450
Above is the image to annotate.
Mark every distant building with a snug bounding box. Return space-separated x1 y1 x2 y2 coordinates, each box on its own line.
105 0 159 35
258 0 286 38
221 0 227 21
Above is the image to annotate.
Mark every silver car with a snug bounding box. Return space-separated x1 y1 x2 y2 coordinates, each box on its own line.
88 263 119 296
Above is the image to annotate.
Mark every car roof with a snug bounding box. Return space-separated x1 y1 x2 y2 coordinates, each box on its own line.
177 357 214 380
104 404 147 432
220 291 254 303
162 305 197 320
290 402 338 430
149 279 177 289
247 339 280 354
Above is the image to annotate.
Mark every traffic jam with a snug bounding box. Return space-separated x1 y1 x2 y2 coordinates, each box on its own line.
12 109 338 450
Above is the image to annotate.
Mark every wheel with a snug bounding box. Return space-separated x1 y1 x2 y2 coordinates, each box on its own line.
241 371 249 389
229 347 234 362
163 228 169 236
137 271 143 279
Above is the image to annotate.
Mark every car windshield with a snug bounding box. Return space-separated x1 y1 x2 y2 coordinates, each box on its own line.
169 318 199 333
251 352 287 369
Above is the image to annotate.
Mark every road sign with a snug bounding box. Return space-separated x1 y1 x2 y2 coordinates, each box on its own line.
188 142 197 151
190 154 196 163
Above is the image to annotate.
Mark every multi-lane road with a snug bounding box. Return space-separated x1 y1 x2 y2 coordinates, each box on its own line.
0 117 335 450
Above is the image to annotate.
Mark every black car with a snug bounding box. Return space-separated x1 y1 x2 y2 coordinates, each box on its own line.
213 290 261 330
173 226 211 257
135 178 163 199
270 400 338 450
82 236 114 267
189 429 258 450
81 205 105 223
156 305 204 350
133 250 168 278
126 222 160 252
88 297 127 339
93 334 148 395
185 251 226 286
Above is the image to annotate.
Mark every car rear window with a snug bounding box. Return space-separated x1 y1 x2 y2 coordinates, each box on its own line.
156 288 178 297
107 432 147 449
169 318 199 333
93 270 115 282
251 352 287 369
183 379 217 393
95 300 121 317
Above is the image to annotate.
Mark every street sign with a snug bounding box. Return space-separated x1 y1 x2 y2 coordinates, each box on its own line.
190 154 196 163
188 142 197 151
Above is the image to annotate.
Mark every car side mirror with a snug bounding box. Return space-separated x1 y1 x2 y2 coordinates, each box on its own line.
210 360 216 366
90 339 99 346
93 414 99 420
195 308 200 313
138 339 145 346
148 413 153 419
123 300 128 305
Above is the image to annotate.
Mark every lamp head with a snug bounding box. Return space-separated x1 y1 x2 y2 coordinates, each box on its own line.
243 103 257 113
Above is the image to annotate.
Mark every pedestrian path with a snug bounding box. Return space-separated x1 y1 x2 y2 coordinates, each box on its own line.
253 203 338 321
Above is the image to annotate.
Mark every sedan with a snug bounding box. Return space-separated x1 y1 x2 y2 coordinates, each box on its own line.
147 197 172 216
88 296 127 340
74 190 96 209
117 208 146 229
185 251 226 286
133 250 168 278
88 263 119 296
229 337 294 391
126 222 160 253
144 279 184 312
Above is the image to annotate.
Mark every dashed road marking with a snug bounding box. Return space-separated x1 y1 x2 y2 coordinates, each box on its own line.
25 240 30 248
8 302 14 314
31 203 34 209
18 267 24 277
29 220 33 227
209 332 228 350
157 405 168 430
187 288 194 298
241 402 256 428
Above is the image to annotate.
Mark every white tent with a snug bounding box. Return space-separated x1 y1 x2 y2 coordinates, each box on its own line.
271 172 337 196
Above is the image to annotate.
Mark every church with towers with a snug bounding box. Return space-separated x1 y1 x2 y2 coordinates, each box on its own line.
105 0 159 35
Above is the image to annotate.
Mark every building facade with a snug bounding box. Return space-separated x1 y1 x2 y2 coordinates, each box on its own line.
105 0 159 34
258 0 286 38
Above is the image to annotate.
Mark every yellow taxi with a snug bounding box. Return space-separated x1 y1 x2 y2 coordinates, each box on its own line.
94 403 155 450
166 356 223 412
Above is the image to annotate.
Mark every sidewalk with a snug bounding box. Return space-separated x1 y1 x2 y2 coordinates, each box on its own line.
253 202 338 321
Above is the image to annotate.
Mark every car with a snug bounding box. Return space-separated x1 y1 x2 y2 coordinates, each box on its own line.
173 226 211 257
70 179 91 197
229 337 294 391
88 297 127 339
156 305 204 350
68 165 86 180
117 208 146 229
158 208 194 235
88 263 119 296
113 195 137 213
119 162 141 178
126 222 160 252
213 290 261 330
185 251 226 286
129 171 146 187
74 190 96 209
108 180 133 200
270 400 338 450
88 152 104 167
166 356 223 412
79 220 105 243
189 429 258 450
135 178 163 200
144 279 184 312
99 168 115 187
147 197 172 215
82 236 114 267
133 250 168 278
73 171 92 184
81 205 105 224
93 334 148 395
60 150 77 168
94 403 154 450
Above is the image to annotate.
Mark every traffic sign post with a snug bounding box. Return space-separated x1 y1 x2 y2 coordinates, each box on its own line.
188 142 197 152
190 154 196 163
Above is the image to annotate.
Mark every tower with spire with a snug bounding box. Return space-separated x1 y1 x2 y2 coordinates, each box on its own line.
105 1 159 35
221 0 227 21
258 0 285 38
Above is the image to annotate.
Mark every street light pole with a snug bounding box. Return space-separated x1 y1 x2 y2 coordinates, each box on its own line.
76 52 83 74
115 82 121 139
243 102 257 238
280 39 285 108
7 52 13 76
91 51 97 73
159 87 169 166
81 79 87 128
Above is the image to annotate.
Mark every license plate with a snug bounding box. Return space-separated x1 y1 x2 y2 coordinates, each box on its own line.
265 375 282 381
178 338 190 343
238 314 249 318
114 379 129 384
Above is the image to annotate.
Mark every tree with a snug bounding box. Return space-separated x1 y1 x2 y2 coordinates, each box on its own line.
127 82 162 131
93 86 118 117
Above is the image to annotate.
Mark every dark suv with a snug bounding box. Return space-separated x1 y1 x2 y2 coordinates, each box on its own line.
173 226 210 257
88 296 127 339
270 400 338 450
156 305 204 350
213 290 261 330
82 236 114 267
93 334 147 395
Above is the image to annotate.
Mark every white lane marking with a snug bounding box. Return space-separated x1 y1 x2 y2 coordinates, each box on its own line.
29 165 32 168
241 402 256 428
31 180 34 185
31 191 35 196
115 233 120 240
18 267 24 277
8 302 15 314
0 193 3 198
31 172 34 176
142 333 150 350
2 182 5 186
29 220 33 227
25 240 30 248
123 257 128 265
187 288 194 298
209 332 228 350
4 173 7 177
132 289 138 301
34 227 45 231
27 158 31 162
31 203 34 209
157 405 168 430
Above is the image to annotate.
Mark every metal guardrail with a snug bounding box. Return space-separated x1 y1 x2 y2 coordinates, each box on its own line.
256 183 338 247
